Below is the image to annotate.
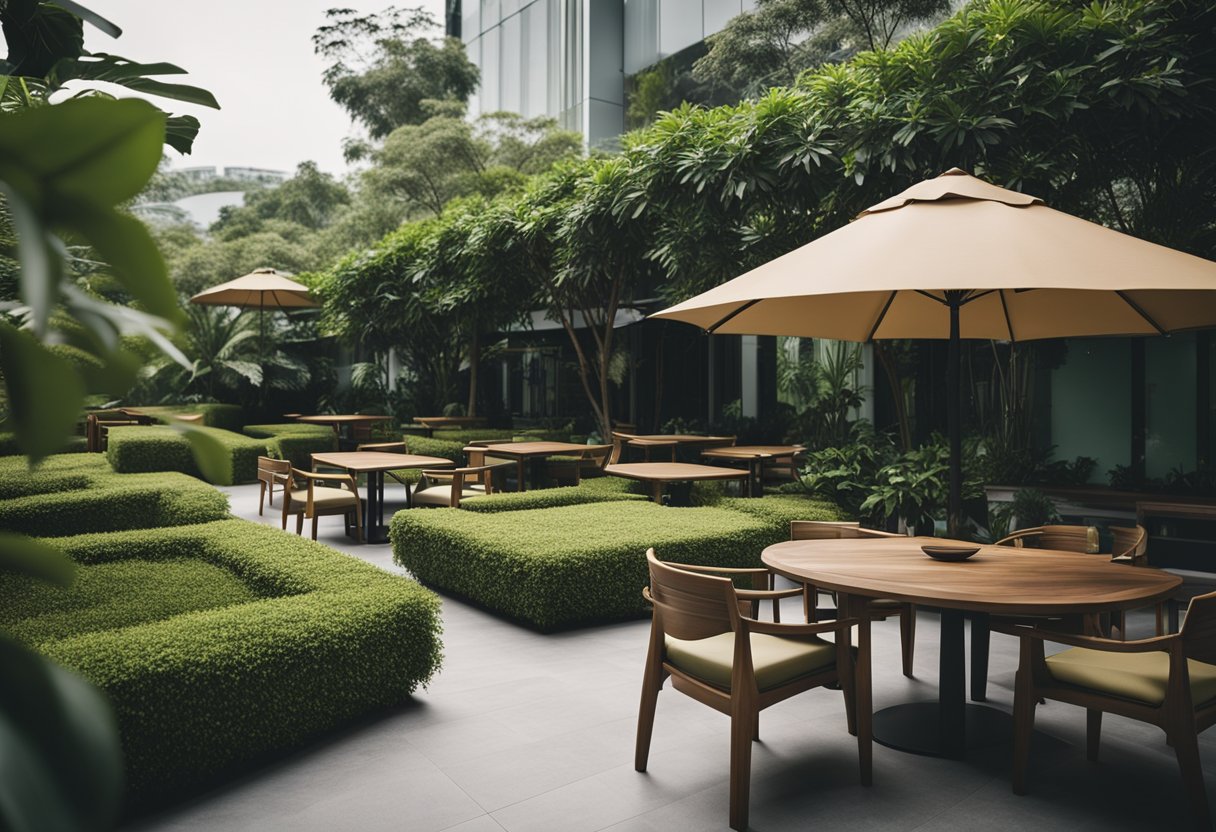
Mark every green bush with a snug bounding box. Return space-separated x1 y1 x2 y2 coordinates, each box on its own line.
0 453 111 500
0 472 230 536
404 434 468 464
4 519 442 807
131 403 244 431
106 425 265 485
393 501 789 630
461 477 646 513
243 423 337 469
717 495 847 545
0 431 88 457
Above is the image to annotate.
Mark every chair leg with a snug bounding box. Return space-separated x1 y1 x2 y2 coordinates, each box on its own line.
1012 665 1037 795
258 481 266 516
635 652 662 772
311 515 319 541
1172 720 1211 830
295 513 304 535
729 704 754 832
1086 709 1102 762
900 604 916 678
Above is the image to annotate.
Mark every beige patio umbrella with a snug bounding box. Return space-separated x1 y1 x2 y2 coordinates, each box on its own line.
190 267 319 402
653 168 1216 534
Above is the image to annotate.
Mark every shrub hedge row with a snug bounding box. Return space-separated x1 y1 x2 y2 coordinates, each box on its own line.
391 498 843 630
106 425 266 485
242 423 337 469
5 520 442 808
131 403 244 431
460 476 646 513
0 471 230 536
0 432 88 457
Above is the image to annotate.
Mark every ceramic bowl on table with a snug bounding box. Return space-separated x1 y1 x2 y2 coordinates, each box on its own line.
921 544 980 562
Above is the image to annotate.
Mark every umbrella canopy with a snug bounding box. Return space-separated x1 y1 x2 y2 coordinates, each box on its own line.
189 268 318 310
653 168 1216 534
655 169 1216 340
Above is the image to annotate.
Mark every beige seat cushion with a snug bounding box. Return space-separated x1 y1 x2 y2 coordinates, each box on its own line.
665 632 836 691
1046 647 1216 706
413 485 485 507
288 487 357 511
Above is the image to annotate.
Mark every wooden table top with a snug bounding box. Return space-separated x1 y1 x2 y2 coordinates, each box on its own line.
762 537 1182 616
479 441 592 457
296 414 392 425
311 452 453 472
605 462 751 483
626 434 736 446
702 444 805 459
119 407 203 423
413 416 484 427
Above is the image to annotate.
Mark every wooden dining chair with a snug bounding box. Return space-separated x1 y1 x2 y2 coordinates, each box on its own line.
281 468 363 542
636 549 871 831
996 524 1100 553
411 463 499 508
256 456 291 515
544 444 615 486
789 521 915 677
1001 589 1216 830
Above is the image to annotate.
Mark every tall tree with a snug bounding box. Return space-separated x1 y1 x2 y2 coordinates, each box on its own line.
313 6 479 159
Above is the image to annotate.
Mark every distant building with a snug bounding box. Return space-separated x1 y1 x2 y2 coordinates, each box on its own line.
223 167 290 183
448 0 757 148
177 165 219 182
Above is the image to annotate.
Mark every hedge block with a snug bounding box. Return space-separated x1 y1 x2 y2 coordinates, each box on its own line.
131 403 244 431
243 423 337 469
5 520 442 808
391 501 782 630
0 432 89 457
461 477 647 513
106 425 265 485
0 472 230 536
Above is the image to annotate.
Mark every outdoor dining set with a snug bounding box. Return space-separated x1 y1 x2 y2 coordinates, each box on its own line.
254 414 807 544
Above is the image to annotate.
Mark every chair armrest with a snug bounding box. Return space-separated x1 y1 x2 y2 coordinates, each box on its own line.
424 464 498 477
992 621 1178 653
735 588 802 601
743 616 861 637
294 470 358 484
662 562 770 577
995 528 1041 546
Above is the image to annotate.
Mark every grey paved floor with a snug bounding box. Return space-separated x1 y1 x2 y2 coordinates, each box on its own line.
124 484 1215 831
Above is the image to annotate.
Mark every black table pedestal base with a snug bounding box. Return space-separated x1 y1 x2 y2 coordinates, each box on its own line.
872 701 1011 758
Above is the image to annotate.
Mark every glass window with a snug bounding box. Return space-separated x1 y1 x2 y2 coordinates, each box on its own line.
1050 339 1131 481
481 25 500 113
466 36 482 116
523 2 550 117
502 0 522 16
462 2 481 40
1146 333 1198 479
501 12 521 113
624 0 659 75
547 0 562 115
482 0 501 29
703 0 741 36
561 0 583 113
659 0 703 58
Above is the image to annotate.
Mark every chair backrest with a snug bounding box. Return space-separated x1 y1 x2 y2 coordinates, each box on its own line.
582 444 614 470
1036 525 1100 553
609 432 636 465
1110 525 1147 560
258 456 291 476
790 520 900 541
1181 589 1216 665
646 549 737 641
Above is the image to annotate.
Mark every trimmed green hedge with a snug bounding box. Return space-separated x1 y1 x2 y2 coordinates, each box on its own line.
131 403 244 431
0 471 230 536
243 423 337 469
106 425 265 485
3 520 442 808
461 476 646 513
716 494 847 545
0 453 112 500
0 432 88 457
393 501 783 630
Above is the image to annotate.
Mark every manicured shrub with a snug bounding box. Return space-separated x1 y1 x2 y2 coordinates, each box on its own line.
106 425 265 485
717 494 847 545
0 453 111 500
0 431 88 457
403 434 467 464
392 501 781 630
7 520 442 808
131 403 244 431
0 472 230 536
461 477 647 513
243 423 337 469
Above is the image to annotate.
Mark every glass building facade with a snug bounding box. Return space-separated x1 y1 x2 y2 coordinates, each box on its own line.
449 0 757 147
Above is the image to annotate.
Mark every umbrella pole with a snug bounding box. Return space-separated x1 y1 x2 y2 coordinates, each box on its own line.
946 293 963 538
259 307 266 415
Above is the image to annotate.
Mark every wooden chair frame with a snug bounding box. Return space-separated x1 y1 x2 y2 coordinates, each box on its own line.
256 456 291 515
544 444 615 486
789 520 916 677
281 468 363 542
1000 589 1216 830
636 549 871 831
414 464 498 508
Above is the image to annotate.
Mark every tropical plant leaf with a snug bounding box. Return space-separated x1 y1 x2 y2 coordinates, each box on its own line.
0 533 75 587
175 423 231 484
0 322 85 463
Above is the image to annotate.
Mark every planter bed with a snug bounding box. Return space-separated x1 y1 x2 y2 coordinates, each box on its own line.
2 519 442 809
106 425 266 485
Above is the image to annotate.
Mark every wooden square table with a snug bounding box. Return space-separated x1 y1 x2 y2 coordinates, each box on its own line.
604 461 750 505
701 444 805 497
296 415 392 448
311 451 452 543
477 441 596 491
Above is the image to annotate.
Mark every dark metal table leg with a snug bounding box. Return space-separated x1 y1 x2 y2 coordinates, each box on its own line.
970 612 990 702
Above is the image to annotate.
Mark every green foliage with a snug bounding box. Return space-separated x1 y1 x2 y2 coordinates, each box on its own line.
131 403 244 431
312 6 479 150
210 162 350 237
9 519 442 806
2 558 255 644
860 439 982 532
779 339 866 447
791 424 898 519
0 472 229 536
460 479 648 513
242 423 336 469
105 425 265 485
1010 487 1061 529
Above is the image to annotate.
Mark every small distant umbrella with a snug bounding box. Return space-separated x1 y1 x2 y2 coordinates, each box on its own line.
189 268 319 402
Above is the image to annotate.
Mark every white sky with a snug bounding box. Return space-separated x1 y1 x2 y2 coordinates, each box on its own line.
86 0 448 177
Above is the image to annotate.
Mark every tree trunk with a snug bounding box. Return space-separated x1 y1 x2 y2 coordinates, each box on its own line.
466 330 480 418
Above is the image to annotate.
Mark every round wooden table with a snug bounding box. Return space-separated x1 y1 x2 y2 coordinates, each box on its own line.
762 536 1181 758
